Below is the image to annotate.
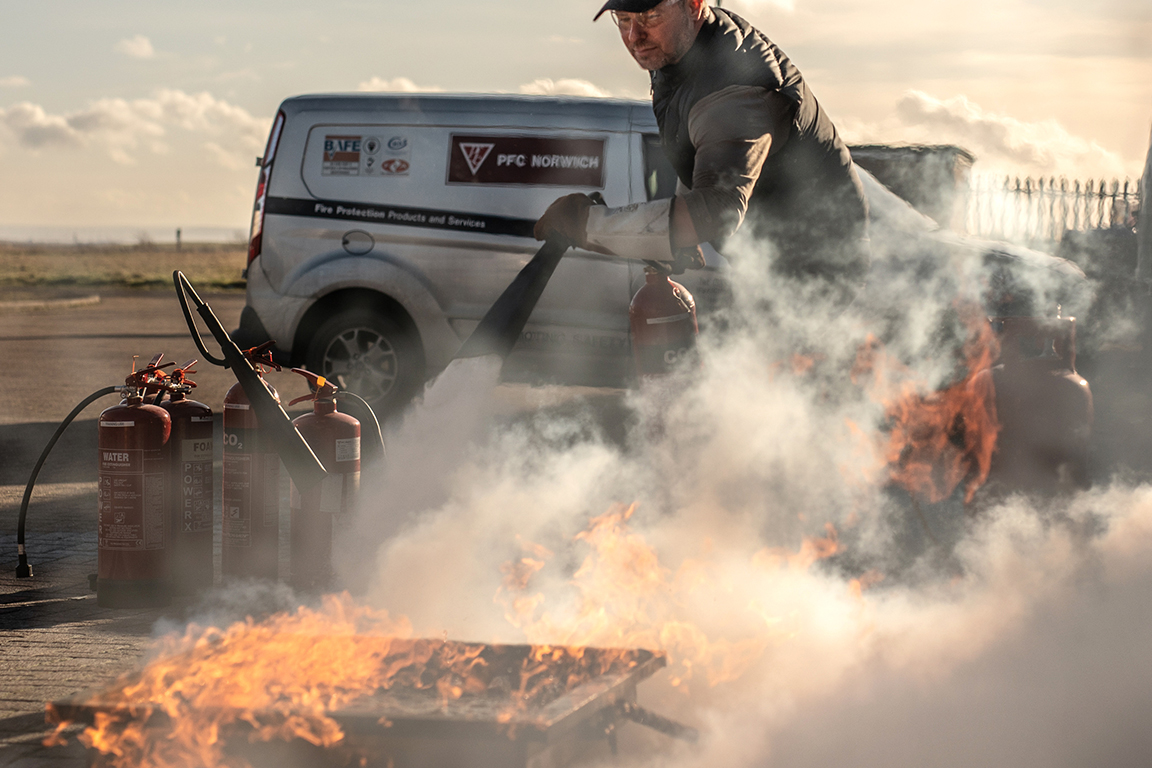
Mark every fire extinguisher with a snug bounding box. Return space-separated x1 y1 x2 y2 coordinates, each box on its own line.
221 342 283 581
97 358 173 608
629 265 699 380
287 368 361 591
156 360 215 595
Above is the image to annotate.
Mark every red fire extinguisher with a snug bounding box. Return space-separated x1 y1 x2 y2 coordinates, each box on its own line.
222 342 283 580
288 369 360 591
97 358 172 608
630 265 699 380
157 360 215 595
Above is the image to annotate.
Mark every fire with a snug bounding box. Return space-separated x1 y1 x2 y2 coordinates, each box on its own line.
497 503 846 690
855 303 1001 503
45 595 653 767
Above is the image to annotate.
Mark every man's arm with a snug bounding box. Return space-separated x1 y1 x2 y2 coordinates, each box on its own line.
675 85 794 247
534 85 792 259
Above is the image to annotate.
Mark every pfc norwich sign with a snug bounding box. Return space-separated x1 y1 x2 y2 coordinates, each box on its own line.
447 134 606 188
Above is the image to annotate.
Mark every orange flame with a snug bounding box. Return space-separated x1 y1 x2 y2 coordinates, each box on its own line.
46 594 651 767
855 303 1000 503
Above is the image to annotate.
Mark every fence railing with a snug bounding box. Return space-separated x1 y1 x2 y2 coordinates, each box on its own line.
965 175 1141 245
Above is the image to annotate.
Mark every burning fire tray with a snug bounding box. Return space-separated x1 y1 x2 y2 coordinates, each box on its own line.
51 639 683 768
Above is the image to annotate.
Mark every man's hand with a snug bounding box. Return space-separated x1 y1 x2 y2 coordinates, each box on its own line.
669 245 706 274
534 193 594 246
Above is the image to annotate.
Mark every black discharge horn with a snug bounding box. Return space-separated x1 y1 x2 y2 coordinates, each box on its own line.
453 237 570 361
173 271 328 492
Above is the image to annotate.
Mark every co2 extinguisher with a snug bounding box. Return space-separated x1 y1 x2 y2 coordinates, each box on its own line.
157 359 215 595
221 342 282 580
288 369 360 591
629 265 699 380
97 358 172 608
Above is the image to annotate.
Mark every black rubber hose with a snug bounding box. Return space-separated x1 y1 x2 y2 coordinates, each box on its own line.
16 386 122 578
174 271 228 367
335 391 386 467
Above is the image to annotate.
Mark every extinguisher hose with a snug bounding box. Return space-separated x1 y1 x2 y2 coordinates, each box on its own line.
15 385 122 578
336 391 386 466
174 271 228 368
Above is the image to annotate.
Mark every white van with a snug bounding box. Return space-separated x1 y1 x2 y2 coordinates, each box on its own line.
235 93 729 410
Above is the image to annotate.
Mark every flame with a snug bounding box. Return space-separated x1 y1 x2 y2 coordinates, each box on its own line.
46 594 652 767
855 303 1001 503
497 504 846 690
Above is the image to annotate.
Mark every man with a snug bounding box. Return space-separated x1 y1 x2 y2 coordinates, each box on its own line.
534 0 869 300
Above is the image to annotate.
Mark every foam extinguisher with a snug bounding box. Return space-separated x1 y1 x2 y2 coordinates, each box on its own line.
96 357 173 608
287 369 360 591
222 342 283 580
629 264 699 381
156 359 215 595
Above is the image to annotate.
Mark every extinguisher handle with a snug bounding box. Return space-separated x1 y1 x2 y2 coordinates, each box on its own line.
174 271 329 492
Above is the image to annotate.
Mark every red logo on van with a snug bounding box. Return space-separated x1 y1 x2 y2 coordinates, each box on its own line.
380 158 410 175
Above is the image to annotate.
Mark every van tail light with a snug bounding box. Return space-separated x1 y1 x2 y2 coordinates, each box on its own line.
248 110 286 267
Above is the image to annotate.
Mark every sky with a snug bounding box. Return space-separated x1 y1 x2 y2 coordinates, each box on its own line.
0 0 1149 232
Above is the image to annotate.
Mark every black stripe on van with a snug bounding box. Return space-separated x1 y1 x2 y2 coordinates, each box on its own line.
264 196 536 238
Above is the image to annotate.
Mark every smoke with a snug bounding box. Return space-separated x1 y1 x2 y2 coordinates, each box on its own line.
0 88 268 166
840 90 1133 180
0 75 30 88
315 190 1152 765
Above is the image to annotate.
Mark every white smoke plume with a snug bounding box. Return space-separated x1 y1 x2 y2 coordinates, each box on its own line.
840 90 1132 180
318 182 1150 766
0 75 30 88
0 89 268 166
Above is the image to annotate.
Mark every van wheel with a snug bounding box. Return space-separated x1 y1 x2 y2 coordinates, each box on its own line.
305 309 423 413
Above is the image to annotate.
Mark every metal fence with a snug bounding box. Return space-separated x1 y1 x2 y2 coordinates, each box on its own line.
965 175 1141 245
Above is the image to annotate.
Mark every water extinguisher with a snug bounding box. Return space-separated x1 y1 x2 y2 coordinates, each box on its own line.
629 264 699 380
156 359 215 595
287 368 361 591
221 342 283 581
97 358 173 608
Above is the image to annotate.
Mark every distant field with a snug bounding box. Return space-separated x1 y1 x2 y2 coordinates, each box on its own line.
0 242 247 290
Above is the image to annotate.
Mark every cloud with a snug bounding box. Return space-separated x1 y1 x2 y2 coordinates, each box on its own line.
115 34 155 59
0 75 30 88
356 76 443 93
518 78 613 98
0 89 268 167
839 90 1131 179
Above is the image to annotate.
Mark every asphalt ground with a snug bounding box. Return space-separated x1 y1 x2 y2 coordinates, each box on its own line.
0 287 630 765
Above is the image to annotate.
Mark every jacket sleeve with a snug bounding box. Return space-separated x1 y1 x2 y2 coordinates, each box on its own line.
680 84 795 244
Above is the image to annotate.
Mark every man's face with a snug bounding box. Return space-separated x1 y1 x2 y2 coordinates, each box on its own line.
615 0 702 71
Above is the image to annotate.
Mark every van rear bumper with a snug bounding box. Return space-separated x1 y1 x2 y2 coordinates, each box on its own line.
231 305 272 348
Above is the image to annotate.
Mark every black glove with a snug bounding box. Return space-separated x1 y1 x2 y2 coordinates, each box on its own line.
669 245 706 275
534 193 594 245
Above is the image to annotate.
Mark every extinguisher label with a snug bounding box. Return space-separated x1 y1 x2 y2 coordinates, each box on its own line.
98 449 165 551
292 470 359 517
335 437 361 463
181 439 214 534
635 342 697 375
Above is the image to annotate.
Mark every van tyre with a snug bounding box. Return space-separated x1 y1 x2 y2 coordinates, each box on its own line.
305 309 423 414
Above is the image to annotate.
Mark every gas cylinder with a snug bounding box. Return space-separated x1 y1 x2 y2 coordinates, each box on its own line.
985 315 1093 493
159 360 214 595
288 369 360 591
222 345 282 580
629 266 699 380
97 375 171 608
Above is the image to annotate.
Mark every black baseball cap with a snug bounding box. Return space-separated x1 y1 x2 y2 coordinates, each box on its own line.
593 0 664 20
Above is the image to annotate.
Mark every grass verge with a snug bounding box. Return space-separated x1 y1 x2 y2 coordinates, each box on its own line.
0 242 247 290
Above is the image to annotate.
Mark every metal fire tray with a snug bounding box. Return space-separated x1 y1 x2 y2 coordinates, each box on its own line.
52 640 684 768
